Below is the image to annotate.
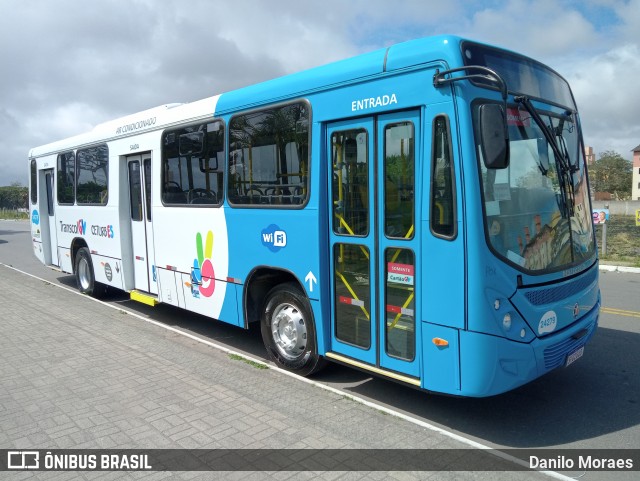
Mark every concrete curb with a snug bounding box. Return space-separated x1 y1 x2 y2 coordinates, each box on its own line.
599 264 640 274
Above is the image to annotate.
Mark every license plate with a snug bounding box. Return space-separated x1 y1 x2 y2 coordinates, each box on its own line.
565 346 584 367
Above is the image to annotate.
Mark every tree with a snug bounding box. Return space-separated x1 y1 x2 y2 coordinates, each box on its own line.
588 150 632 200
0 182 28 210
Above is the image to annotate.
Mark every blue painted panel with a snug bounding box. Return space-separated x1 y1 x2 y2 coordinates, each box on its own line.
421 107 466 330
219 282 241 327
458 300 598 396
384 35 460 72
215 49 388 116
422 323 460 393
225 209 321 300
458 329 536 397
214 36 466 120
510 263 600 337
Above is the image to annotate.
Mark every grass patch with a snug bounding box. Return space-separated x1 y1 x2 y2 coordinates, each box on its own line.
229 353 269 370
0 209 28 220
595 215 640 266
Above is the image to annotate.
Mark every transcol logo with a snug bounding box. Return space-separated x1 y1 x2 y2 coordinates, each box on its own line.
60 219 86 235
261 224 287 253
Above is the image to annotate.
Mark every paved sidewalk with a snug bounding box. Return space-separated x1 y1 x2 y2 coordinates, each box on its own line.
0 265 547 480
599 264 640 274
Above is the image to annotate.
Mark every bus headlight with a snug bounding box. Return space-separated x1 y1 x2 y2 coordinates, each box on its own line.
487 290 534 342
503 313 512 331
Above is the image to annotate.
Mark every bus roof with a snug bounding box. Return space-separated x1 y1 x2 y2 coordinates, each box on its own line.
30 35 468 158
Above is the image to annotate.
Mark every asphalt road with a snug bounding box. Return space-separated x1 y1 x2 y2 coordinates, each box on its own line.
1 219 639 474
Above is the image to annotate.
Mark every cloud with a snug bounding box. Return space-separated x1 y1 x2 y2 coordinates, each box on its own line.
566 43 640 156
463 0 600 58
613 0 640 41
1 0 639 185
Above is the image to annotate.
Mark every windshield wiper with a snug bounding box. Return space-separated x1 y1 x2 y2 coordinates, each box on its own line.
514 96 568 171
514 95 575 217
555 117 580 175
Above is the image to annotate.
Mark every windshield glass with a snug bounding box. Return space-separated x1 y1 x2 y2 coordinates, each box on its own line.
475 103 595 273
462 41 575 110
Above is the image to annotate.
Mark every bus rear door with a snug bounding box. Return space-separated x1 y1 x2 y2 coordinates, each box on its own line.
127 155 157 294
326 111 421 383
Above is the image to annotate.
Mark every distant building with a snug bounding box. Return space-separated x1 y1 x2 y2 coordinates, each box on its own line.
633 145 640 200
584 145 596 166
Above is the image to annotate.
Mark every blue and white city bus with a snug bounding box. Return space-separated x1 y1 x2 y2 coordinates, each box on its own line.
28 35 600 396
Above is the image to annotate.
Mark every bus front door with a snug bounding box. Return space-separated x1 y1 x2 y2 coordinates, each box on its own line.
43 169 59 266
127 155 157 295
327 111 421 382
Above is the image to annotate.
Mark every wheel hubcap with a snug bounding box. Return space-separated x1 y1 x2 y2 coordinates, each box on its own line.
271 303 307 361
78 258 91 290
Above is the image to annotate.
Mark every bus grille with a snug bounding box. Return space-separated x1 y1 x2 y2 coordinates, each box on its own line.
543 319 596 370
525 268 597 306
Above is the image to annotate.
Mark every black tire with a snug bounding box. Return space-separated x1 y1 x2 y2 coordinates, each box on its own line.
261 282 325 376
74 247 104 297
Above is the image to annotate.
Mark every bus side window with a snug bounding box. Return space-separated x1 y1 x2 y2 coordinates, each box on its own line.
161 121 224 206
76 145 108 206
228 102 310 207
57 151 75 205
430 116 457 239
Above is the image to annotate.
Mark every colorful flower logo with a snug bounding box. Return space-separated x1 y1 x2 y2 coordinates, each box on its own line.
192 231 215 298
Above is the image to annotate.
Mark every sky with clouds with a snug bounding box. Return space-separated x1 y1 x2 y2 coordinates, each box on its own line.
2 0 639 186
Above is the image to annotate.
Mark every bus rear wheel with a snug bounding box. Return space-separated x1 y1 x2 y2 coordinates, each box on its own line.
75 247 104 297
261 283 324 376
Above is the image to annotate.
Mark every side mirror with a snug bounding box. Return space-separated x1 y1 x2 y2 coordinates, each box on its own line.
479 104 509 169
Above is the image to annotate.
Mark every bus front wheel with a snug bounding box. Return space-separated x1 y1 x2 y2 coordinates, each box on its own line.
261 283 324 376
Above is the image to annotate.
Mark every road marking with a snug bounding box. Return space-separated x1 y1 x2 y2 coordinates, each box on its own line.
601 307 640 318
2 262 575 480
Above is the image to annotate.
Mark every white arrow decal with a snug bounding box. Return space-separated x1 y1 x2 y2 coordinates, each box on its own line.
305 271 317 292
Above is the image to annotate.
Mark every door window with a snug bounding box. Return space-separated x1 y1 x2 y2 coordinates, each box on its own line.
129 161 143 222
45 172 54 216
334 243 371 348
384 122 415 239
144 158 151 221
331 129 369 236
384 248 415 360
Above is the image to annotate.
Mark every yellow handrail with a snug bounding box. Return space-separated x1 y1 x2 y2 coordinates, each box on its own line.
335 270 370 320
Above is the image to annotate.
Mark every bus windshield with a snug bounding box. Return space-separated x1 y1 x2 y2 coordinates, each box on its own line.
475 103 595 273
462 41 575 110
